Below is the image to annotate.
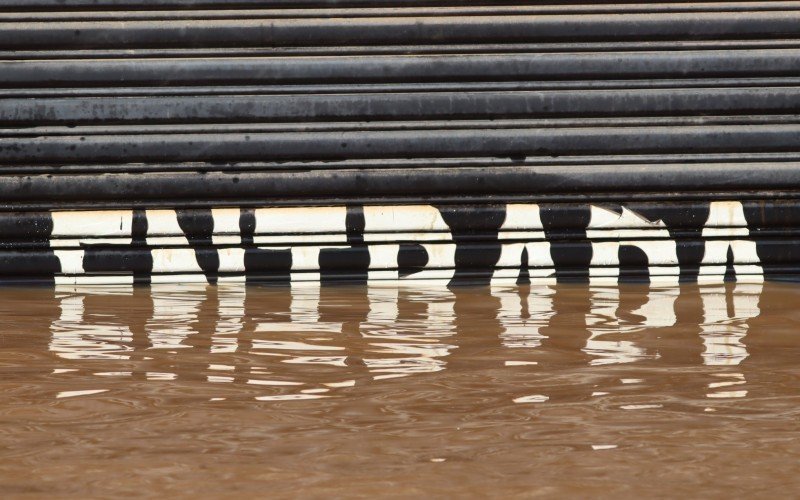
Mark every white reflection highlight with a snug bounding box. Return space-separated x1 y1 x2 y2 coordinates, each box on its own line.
361 287 457 380
584 289 646 366
496 286 553 349
282 356 348 366
57 389 108 398
582 287 678 366
255 394 330 401
211 286 245 354
44 283 768 403
251 340 344 351
50 292 134 360
247 379 303 386
707 373 747 399
147 285 204 350
707 390 747 398
513 394 549 403
700 284 761 366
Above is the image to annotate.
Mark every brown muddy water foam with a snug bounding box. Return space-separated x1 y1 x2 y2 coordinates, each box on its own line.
1 282 800 497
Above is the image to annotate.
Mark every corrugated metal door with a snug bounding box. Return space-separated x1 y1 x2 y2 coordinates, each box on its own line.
1 1 799 284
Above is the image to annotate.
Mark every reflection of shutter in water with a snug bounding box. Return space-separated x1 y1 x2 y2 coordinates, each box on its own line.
146 286 205 350
700 283 762 367
581 287 678 367
584 289 650 366
362 288 458 380
50 289 135 360
496 286 554 350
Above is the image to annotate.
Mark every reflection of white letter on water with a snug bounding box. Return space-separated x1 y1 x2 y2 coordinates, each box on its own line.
700 283 760 366
583 287 676 366
45 282 768 402
50 287 134 360
361 287 458 380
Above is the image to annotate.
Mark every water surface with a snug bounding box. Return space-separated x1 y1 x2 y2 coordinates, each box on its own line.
2 282 799 497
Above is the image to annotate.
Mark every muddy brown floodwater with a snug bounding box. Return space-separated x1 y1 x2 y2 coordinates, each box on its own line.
2 282 800 498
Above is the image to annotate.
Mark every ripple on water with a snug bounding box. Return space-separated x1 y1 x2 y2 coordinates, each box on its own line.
2 282 800 496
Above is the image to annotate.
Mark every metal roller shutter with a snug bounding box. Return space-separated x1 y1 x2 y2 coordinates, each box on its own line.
1 1 799 285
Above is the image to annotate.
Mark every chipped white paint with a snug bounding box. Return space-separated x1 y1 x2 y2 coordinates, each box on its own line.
150 248 204 274
588 206 668 231
699 239 762 281
499 203 545 233
704 201 751 231
494 230 548 241
217 247 246 273
145 209 185 236
12 201 785 284
408 242 457 281
211 208 241 245
364 205 451 234
585 207 680 284
253 233 346 245
590 240 679 285
53 249 84 275
146 209 204 278
496 207 552 281
288 245 353 274
50 238 132 248
492 241 554 285
367 244 400 270
699 201 763 281
52 210 133 237
255 206 347 236
52 211 134 275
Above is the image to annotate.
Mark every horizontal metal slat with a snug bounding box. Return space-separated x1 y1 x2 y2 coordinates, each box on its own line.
5 50 800 88
0 164 796 205
5 125 800 164
8 3 800 21
4 88 800 125
5 13 800 50
2 0 797 10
